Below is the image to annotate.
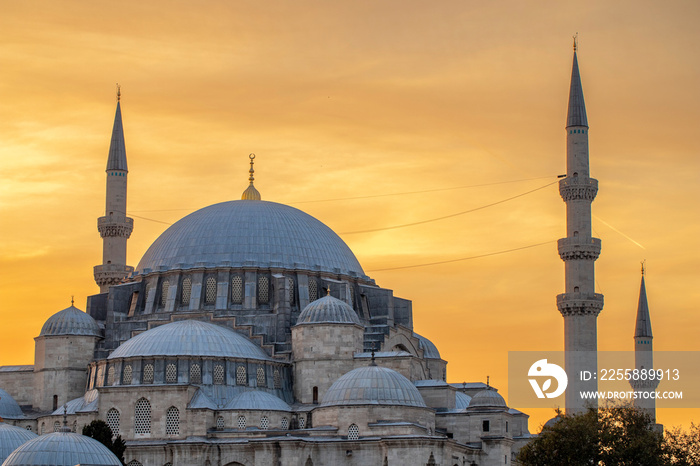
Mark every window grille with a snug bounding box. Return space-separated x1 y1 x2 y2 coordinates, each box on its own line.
127 461 143 466
40 423 45 435
273 369 281 389
216 416 225 430
123 365 133 385
231 276 243 304
258 276 269 304
134 398 151 434
308 279 317 302
236 366 247 385
287 277 295 305
213 364 225 385
237 415 246 430
205 277 217 304
299 416 306 429
165 407 179 435
107 366 115 386
143 364 154 384
257 367 266 387
190 363 201 384
164 463 173 466
181 277 191 304
53 421 60 432
281 417 288 430
160 280 169 307
165 364 177 383
260 416 269 430
348 423 359 440
107 408 120 435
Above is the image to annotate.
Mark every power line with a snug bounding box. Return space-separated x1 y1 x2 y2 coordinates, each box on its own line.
366 240 555 272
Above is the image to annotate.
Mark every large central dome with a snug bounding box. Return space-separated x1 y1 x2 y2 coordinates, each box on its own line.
136 200 366 278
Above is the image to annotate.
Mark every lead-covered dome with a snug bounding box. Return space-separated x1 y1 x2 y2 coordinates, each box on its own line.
414 333 441 359
467 388 507 411
39 306 100 337
108 320 272 361
2 431 121 466
321 366 427 408
297 295 361 325
224 390 291 411
0 389 24 420
136 200 366 278
0 423 37 463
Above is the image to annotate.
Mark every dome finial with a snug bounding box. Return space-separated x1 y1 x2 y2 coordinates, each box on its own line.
71 295 74 306
241 153 261 200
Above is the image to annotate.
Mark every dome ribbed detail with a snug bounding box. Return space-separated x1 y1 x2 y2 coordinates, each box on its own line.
0 423 37 463
0 389 24 420
135 201 366 278
321 366 426 407
467 388 507 410
2 431 121 466
414 333 441 359
454 391 472 411
297 295 361 325
224 391 291 411
39 306 100 337
108 320 272 361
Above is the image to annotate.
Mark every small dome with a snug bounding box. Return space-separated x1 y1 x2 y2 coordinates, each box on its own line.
297 295 361 325
414 333 441 359
454 391 472 411
543 414 563 430
321 365 426 408
0 389 24 420
467 388 507 410
39 306 100 337
224 391 291 411
0 423 37 463
108 320 272 361
2 431 121 466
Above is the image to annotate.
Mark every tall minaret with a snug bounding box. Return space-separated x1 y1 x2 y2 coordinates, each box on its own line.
556 39 604 413
630 263 659 423
93 86 134 292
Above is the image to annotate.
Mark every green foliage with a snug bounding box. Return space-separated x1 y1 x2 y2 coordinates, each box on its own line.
82 420 126 465
517 405 697 466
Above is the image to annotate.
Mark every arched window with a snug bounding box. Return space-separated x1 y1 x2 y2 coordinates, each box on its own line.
299 416 306 429
107 366 115 386
165 364 177 383
53 395 58 411
260 416 269 430
305 458 313 466
205 276 217 304
257 367 266 387
107 408 120 436
348 423 359 440
134 398 151 435
308 279 318 302
313 386 318 404
213 364 225 385
237 415 246 430
281 417 289 430
231 276 243 304
53 421 60 432
160 280 170 307
181 277 192 304
72 420 77 433
40 422 45 434
143 364 154 384
273 369 281 389
165 407 179 435
25 426 31 431
258 276 269 304
287 277 295 305
574 286 580 293
123 365 133 385
190 363 201 384
216 416 225 430
236 366 247 385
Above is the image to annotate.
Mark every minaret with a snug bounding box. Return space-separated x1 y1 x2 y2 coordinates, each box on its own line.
93 86 134 292
630 263 659 423
556 39 604 413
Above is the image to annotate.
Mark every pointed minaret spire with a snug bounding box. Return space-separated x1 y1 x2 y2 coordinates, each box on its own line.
567 38 588 129
241 153 262 200
635 261 653 338
106 84 128 171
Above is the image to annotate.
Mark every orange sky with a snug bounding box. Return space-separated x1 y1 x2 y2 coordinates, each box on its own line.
1 1 699 431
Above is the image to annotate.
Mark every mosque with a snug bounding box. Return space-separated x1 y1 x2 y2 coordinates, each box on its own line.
0 46 656 466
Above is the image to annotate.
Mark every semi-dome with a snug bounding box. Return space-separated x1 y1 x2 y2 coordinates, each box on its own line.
467 388 507 410
0 388 24 420
296 294 361 325
135 200 366 278
108 320 272 361
414 333 441 359
39 306 100 337
2 430 121 466
224 390 291 411
321 365 427 408
454 391 472 411
0 423 37 463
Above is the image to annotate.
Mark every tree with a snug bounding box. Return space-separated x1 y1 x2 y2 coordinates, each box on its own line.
663 423 700 466
82 419 126 465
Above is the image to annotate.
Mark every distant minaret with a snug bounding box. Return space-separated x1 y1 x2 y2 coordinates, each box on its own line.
630 263 659 422
556 38 604 413
93 85 134 292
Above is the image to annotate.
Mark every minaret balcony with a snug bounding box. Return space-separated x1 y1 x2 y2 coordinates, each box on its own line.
557 237 601 261
559 177 598 202
556 292 604 317
98 216 134 239
94 264 135 287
